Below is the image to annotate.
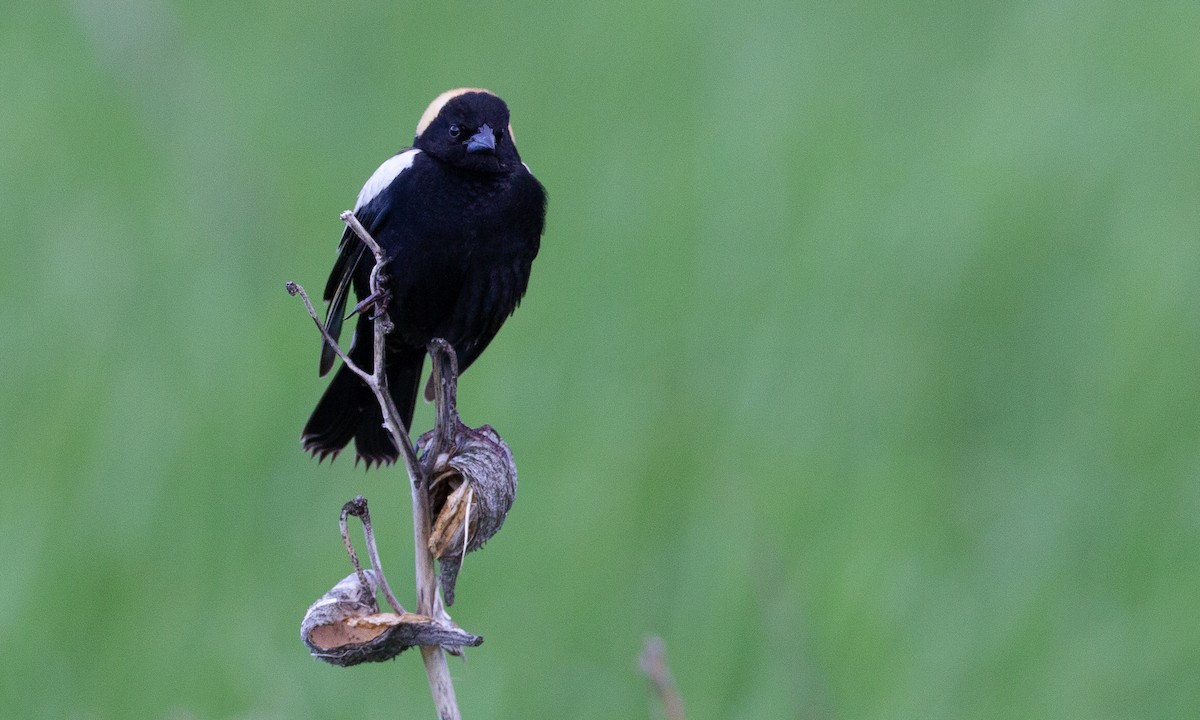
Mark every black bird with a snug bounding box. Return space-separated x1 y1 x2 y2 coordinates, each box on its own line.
302 88 547 466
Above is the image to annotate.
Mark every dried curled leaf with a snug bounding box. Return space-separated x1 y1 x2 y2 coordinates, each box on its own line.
419 422 517 605
301 570 481 666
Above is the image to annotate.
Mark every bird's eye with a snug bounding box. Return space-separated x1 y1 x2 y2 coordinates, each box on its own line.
448 124 462 139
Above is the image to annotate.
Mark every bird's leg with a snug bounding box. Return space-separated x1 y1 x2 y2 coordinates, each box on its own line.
351 287 391 320
351 266 392 320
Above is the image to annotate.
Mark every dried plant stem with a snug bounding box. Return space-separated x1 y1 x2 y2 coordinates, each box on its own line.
425 339 461 461
338 499 374 605
341 497 405 615
288 209 462 720
639 637 686 720
410 453 458 716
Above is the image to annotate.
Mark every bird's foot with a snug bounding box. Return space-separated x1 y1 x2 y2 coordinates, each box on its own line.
352 286 392 320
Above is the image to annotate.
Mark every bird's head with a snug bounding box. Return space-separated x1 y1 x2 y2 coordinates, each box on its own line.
414 88 522 174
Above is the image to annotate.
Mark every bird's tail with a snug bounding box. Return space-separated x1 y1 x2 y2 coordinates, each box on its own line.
301 321 424 468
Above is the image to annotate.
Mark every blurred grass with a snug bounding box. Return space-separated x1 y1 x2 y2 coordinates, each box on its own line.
2 0 1198 718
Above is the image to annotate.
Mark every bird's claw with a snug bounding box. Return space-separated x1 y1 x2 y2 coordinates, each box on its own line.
351 287 392 320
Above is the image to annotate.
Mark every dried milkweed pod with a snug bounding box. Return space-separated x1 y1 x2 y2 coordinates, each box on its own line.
301 570 482 667
418 339 519 605
301 496 481 666
421 422 517 605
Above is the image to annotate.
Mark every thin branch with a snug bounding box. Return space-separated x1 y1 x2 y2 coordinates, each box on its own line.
292 212 462 718
426 338 461 465
343 496 405 615
639 637 686 720
339 499 372 601
286 282 373 385
335 210 462 720
339 210 384 258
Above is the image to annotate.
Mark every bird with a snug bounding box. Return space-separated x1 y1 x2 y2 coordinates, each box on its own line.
302 88 547 467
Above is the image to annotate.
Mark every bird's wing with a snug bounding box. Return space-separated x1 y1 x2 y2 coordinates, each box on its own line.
317 149 421 376
318 225 369 375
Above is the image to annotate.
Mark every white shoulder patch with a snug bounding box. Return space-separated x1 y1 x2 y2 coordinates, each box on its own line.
355 149 420 210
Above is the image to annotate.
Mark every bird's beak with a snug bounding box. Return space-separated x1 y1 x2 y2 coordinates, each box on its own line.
466 124 496 154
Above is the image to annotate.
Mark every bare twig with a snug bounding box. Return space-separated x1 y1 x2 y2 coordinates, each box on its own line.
339 499 372 601
286 281 372 385
337 211 462 720
342 497 405 615
640 637 686 720
425 338 461 464
339 210 384 258
290 211 462 720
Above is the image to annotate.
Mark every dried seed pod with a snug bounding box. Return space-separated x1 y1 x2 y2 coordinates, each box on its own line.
420 422 517 605
301 570 481 666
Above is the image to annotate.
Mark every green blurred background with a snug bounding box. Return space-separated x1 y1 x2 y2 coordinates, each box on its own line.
2 0 1197 717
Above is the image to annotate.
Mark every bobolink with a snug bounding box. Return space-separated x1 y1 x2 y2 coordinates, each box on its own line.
302 88 547 466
